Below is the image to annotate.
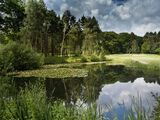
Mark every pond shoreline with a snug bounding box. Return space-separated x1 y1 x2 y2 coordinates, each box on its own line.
8 54 160 79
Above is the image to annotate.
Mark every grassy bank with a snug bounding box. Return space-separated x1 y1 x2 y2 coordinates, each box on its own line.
10 54 160 78
8 55 107 78
44 55 106 65
107 54 160 70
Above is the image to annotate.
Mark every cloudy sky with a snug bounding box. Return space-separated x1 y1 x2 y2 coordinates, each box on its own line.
44 0 160 36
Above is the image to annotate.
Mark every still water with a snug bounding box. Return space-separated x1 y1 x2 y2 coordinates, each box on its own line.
2 64 160 119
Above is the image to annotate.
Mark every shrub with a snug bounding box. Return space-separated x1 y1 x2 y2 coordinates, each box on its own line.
45 56 67 64
155 48 160 54
99 53 106 61
0 30 7 44
90 55 100 62
80 56 88 62
0 41 44 74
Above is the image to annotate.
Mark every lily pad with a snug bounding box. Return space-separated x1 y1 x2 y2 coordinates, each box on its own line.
9 68 88 78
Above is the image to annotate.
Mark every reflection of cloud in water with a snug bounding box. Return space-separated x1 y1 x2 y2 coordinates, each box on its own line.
98 77 160 112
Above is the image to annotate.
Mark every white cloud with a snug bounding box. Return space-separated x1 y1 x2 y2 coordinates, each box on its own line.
60 3 68 12
91 9 99 17
115 5 130 20
131 23 160 36
103 15 108 20
106 0 112 5
44 0 160 36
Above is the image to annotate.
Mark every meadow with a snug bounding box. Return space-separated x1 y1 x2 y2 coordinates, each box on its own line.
107 54 160 70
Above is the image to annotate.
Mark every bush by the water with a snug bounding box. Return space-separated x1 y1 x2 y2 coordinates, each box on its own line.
45 56 68 64
0 41 44 74
80 56 88 62
90 55 100 62
99 53 106 61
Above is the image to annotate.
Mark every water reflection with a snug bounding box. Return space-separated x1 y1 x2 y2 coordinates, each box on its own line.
2 64 160 118
98 77 160 119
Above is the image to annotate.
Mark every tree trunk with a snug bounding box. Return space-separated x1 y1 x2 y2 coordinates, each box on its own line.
44 32 48 56
51 35 55 56
61 24 67 56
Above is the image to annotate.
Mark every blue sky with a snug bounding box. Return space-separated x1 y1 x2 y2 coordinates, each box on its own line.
44 0 160 36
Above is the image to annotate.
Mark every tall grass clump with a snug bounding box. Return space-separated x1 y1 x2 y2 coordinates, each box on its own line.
124 97 151 120
99 53 106 61
102 96 152 120
0 41 44 74
151 93 160 120
0 82 104 120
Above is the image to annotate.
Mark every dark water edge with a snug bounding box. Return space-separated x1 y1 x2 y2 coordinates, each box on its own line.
1 64 160 119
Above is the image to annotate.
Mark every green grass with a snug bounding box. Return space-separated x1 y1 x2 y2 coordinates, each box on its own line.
107 54 160 70
44 55 107 65
151 93 160 120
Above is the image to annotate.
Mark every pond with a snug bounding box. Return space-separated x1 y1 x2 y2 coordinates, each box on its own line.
1 63 160 119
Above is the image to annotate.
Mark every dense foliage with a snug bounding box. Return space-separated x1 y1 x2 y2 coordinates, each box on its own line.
102 31 160 54
0 0 25 40
0 41 44 74
1 0 160 57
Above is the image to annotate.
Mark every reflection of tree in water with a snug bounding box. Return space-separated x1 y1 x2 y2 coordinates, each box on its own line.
45 77 84 105
2 64 160 106
0 76 38 99
45 64 160 105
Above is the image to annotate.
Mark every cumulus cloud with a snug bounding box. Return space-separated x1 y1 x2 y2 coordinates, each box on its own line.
91 9 99 17
60 3 68 12
98 78 160 113
44 0 160 36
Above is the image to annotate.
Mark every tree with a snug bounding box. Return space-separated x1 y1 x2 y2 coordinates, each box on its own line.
141 42 149 53
118 33 131 53
82 17 102 55
0 0 25 40
45 10 63 56
130 33 142 53
20 0 47 53
67 23 83 55
102 32 119 54
61 10 76 55
142 32 158 54
0 30 7 44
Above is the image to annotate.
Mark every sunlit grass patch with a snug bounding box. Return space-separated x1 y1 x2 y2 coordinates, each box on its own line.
106 54 160 70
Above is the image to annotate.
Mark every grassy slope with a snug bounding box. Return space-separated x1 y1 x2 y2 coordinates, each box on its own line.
107 54 160 70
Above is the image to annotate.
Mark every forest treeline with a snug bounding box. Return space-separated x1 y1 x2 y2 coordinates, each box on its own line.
1 0 160 57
